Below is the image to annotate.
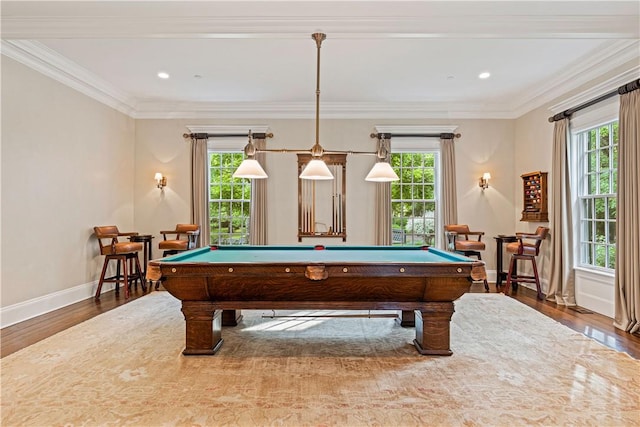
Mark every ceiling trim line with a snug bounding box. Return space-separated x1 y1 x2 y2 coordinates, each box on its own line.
1 40 137 117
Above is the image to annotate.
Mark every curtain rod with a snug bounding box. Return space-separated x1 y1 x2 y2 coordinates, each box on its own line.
548 78 640 123
369 132 461 139
183 132 274 140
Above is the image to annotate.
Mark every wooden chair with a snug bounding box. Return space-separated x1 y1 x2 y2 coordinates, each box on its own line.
159 224 200 256
504 226 550 300
444 224 489 292
94 226 145 300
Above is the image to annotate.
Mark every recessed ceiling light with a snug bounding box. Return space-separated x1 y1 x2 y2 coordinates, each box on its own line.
157 72 170 79
478 72 491 79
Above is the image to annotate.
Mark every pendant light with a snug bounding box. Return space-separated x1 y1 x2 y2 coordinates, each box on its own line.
299 33 334 181
233 131 268 179
365 136 399 182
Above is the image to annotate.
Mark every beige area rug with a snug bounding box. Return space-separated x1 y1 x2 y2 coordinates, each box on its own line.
1 292 639 427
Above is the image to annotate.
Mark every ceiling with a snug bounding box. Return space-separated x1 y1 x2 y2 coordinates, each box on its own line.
2 1 639 119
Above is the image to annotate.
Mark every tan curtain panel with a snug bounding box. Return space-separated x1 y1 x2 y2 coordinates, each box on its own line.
249 137 268 245
190 136 210 247
614 89 640 333
441 137 458 226
374 137 392 245
548 118 576 305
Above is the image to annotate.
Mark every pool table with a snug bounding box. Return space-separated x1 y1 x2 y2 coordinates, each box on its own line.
147 245 486 356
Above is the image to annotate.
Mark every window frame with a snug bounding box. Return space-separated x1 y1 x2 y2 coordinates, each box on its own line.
571 118 618 273
389 137 442 248
207 138 252 246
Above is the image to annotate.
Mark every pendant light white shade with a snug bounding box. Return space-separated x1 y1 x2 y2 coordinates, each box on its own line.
233 159 268 179
299 159 334 180
365 161 399 182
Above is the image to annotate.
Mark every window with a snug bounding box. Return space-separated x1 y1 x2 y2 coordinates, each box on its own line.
390 152 439 246
575 120 618 270
208 152 251 245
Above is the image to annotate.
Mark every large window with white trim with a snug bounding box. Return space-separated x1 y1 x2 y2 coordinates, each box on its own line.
208 152 251 245
390 151 439 246
575 120 618 270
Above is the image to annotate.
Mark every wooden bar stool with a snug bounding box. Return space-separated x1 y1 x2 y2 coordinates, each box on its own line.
504 226 550 300
94 226 145 300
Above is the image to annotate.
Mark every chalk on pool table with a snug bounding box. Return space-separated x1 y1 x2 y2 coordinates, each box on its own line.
314 245 325 250
209 245 219 250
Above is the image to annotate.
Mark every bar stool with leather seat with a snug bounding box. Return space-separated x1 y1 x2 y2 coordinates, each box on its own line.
444 224 489 292
94 226 145 300
159 224 200 257
504 226 550 300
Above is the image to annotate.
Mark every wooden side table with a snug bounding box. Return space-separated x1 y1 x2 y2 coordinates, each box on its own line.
128 234 154 284
493 235 517 288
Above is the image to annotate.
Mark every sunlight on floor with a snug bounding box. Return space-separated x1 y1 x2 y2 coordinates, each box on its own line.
243 310 397 331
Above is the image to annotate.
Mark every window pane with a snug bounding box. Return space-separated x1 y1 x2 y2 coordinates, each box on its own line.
599 173 610 194
599 148 609 170
582 198 592 219
588 129 597 150
581 220 592 242
599 126 610 148
608 197 616 220
582 243 592 264
588 174 597 194
608 246 616 269
594 198 605 219
608 222 616 244
595 220 605 241
587 151 596 173
594 244 606 268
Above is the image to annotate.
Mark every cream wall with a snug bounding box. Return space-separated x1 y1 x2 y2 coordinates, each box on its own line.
513 106 554 290
134 118 517 277
1 57 135 319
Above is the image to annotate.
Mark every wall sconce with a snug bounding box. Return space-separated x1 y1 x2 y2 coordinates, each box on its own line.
479 172 491 190
155 172 167 189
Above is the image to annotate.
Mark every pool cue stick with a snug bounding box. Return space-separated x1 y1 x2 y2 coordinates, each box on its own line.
311 181 316 233
304 180 309 233
332 165 336 234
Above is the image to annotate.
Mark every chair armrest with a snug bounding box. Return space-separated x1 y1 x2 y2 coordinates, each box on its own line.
516 232 544 240
466 231 484 235
118 232 139 237
159 230 178 235
99 233 118 239
186 230 200 235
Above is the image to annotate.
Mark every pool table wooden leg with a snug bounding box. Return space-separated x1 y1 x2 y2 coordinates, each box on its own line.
222 309 243 326
180 301 223 355
413 302 455 356
396 310 416 327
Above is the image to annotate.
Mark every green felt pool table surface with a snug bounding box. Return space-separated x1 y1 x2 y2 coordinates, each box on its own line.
161 245 475 265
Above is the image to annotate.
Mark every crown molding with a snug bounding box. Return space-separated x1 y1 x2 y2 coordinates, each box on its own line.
1 40 137 117
132 101 516 120
549 66 640 114
509 40 640 117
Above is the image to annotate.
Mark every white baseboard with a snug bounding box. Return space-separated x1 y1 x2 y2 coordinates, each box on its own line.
0 280 116 329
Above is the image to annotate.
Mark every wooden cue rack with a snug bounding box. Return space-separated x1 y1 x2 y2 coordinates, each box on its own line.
297 153 347 241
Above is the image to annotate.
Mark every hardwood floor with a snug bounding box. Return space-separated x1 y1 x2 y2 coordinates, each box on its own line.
2 282 639 359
